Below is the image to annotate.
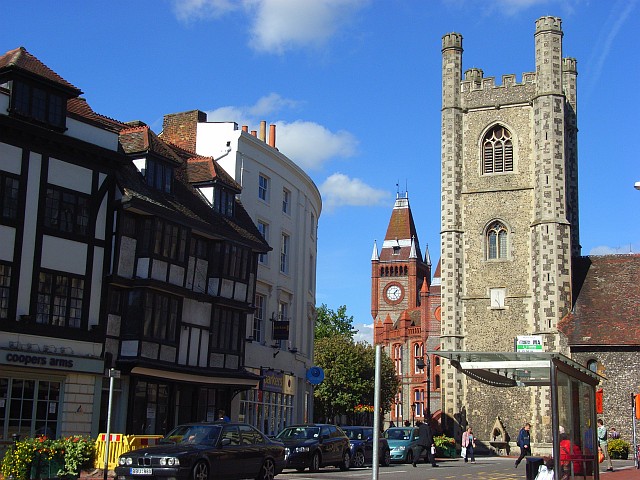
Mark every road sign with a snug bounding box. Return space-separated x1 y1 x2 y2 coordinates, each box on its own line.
515 335 543 352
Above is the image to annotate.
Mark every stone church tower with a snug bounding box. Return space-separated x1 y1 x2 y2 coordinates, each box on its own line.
372 193 441 427
440 16 579 445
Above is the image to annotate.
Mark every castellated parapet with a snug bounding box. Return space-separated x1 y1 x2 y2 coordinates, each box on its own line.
442 32 462 51
461 68 537 109
535 15 562 33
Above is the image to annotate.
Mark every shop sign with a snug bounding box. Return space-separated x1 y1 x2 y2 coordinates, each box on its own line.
272 321 289 341
515 335 543 352
1 348 104 373
283 374 296 396
261 368 284 393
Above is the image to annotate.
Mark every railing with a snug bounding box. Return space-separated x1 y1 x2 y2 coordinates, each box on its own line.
93 434 163 470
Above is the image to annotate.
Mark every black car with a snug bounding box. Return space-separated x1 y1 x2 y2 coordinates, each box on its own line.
341 426 391 468
114 423 285 480
275 424 351 472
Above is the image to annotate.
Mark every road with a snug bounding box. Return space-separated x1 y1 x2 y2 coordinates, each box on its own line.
279 456 637 480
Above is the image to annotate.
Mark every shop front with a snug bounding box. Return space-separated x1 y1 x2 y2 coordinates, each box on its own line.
0 346 104 444
239 368 295 436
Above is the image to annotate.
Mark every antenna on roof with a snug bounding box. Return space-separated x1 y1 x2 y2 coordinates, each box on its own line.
396 181 400 197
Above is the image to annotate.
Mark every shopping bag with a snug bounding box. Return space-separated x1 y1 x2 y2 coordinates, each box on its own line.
461 446 466 458
598 447 605 463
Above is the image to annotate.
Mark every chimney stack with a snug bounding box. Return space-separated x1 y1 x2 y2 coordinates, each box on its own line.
269 124 276 148
242 125 248 132
259 121 267 142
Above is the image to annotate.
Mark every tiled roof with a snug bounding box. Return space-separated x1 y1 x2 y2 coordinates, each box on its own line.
380 194 424 261
0 46 81 94
120 125 183 166
559 254 640 346
117 129 269 253
67 97 128 132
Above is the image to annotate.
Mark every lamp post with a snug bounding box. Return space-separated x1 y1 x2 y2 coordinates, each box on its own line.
416 355 431 420
410 402 416 426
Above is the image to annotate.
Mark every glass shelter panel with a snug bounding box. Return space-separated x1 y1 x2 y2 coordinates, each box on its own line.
556 368 597 480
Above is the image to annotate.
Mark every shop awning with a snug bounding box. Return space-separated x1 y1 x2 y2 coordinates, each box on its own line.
131 366 261 388
432 351 600 387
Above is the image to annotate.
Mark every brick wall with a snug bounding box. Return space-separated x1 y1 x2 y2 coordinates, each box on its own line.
161 110 206 152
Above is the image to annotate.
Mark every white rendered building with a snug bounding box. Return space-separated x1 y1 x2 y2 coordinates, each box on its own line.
162 111 321 433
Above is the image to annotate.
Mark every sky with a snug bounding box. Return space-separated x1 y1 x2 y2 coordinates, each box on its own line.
4 0 639 344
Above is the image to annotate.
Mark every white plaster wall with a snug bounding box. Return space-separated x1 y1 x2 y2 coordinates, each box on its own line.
48 157 93 194
96 193 108 241
182 298 211 327
0 90 9 114
65 118 119 151
17 152 41 316
41 236 87 275
0 225 15 261
118 237 136 278
0 141 22 173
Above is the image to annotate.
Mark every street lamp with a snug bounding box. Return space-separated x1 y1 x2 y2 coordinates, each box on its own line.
410 402 416 426
416 355 431 421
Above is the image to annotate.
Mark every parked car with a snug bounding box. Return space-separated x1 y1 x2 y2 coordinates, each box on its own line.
275 424 351 472
114 422 285 480
341 426 391 468
383 426 427 464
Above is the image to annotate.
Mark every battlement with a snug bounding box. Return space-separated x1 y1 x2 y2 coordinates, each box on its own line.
563 57 577 73
442 32 463 51
461 70 536 92
535 16 562 34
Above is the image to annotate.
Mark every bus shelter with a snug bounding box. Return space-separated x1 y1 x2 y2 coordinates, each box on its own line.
435 351 602 479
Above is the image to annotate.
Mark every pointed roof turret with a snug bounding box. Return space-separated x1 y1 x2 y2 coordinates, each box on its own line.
424 243 432 267
371 240 379 261
380 192 423 262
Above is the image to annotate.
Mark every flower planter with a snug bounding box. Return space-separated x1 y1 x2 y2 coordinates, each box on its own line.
30 453 64 480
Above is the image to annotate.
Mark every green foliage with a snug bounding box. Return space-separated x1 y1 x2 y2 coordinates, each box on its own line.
433 434 455 449
313 335 399 421
607 438 630 459
1 435 95 480
314 304 358 340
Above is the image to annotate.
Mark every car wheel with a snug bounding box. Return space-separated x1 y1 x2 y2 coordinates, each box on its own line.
339 450 351 471
309 452 321 472
382 449 391 467
192 461 209 480
255 458 275 480
352 449 366 468
405 450 414 465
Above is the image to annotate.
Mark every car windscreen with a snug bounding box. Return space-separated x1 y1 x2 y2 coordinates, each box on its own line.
162 425 222 445
384 429 412 440
343 429 363 440
276 427 320 440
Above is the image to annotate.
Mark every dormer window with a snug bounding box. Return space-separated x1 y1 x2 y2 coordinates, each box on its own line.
213 186 235 218
11 80 66 129
145 158 173 194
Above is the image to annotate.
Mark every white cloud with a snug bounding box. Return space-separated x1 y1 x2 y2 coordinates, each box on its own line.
206 94 358 170
319 173 390 211
171 0 239 22
352 323 373 344
245 0 369 54
589 244 640 256
276 121 358 170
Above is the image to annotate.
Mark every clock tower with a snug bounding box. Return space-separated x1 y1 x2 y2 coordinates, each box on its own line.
372 192 441 427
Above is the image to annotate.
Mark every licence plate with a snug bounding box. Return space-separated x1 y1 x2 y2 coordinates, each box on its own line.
130 468 152 475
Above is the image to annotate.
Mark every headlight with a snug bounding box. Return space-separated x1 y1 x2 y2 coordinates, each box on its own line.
118 458 126 466
294 446 310 453
159 458 180 466
396 446 406 451
125 458 133 466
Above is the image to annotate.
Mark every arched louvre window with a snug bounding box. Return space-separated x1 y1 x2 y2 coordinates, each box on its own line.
487 221 508 259
483 125 513 174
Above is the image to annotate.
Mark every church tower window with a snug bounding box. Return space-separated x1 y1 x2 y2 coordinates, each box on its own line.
486 221 508 260
482 125 513 174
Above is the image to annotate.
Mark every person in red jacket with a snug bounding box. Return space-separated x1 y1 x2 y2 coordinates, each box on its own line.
559 433 584 479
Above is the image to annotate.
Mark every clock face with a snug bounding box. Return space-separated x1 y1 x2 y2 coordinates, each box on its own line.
386 285 402 301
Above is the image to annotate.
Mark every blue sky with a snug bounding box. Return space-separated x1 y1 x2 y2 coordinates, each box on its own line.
4 0 639 343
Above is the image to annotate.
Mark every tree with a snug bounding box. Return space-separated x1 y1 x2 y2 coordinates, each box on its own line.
314 304 358 340
313 335 399 424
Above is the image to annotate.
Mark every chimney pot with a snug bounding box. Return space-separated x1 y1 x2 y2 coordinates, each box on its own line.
259 121 267 142
269 124 276 148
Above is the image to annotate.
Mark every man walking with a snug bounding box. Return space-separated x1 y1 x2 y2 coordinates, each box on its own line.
598 419 614 471
413 420 438 467
515 423 531 468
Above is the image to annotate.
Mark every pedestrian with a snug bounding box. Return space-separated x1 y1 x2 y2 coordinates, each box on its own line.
609 427 620 439
461 426 476 463
389 420 395 428
514 423 531 468
412 420 438 467
597 419 614 471
404 420 411 427
217 409 230 422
